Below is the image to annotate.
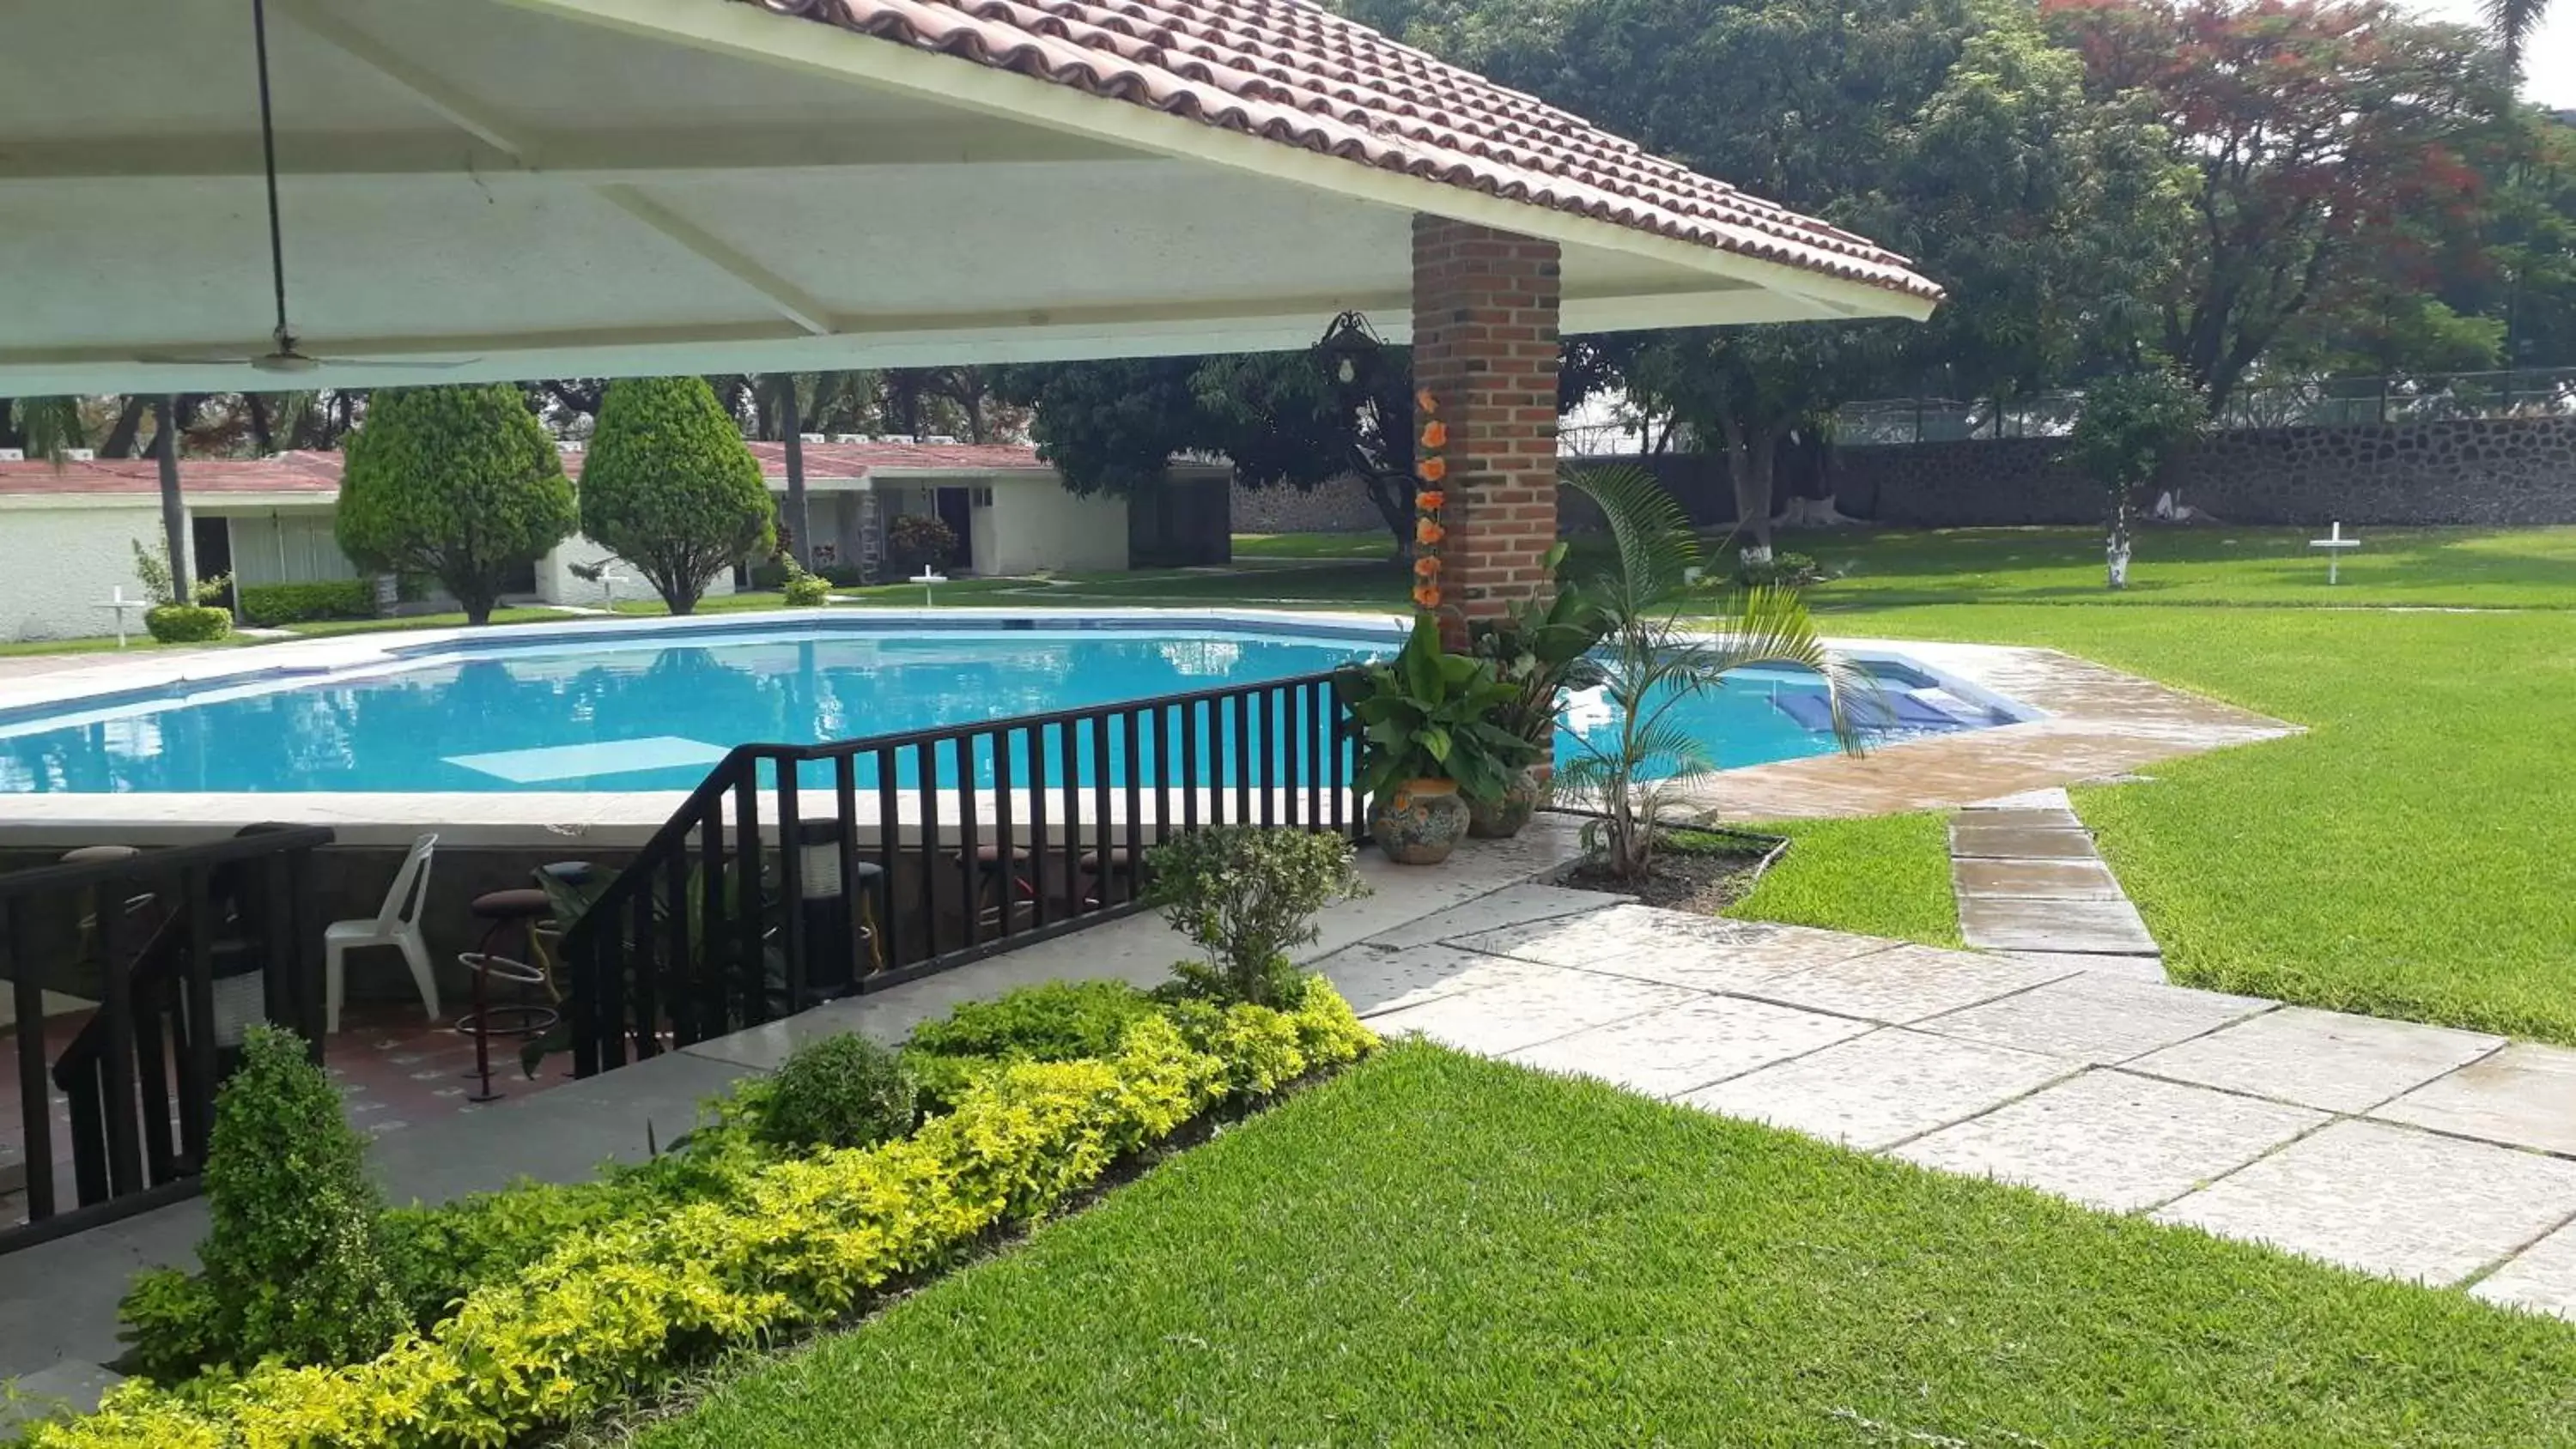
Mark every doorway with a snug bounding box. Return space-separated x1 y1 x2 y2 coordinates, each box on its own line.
191 516 235 611
935 487 975 573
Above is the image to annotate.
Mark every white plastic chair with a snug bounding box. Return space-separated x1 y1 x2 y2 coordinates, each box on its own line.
324 833 439 1034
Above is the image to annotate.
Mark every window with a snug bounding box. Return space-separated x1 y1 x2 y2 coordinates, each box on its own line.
972 486 995 508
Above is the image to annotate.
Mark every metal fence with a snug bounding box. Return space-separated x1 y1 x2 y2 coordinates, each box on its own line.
1836 368 2576 446
559 671 1357 1076
3 826 334 1252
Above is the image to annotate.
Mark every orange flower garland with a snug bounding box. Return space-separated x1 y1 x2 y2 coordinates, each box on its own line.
1413 393 1448 611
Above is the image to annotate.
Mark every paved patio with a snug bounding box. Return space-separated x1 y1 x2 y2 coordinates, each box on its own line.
1334 893 2576 1317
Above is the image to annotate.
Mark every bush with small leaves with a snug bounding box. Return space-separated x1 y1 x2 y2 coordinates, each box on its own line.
886 512 957 573
754 1033 916 1151
779 560 832 607
902 979 1163 1110
141 604 230 645
1145 827 1365 1007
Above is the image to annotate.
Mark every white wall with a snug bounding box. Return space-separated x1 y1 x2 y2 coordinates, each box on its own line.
0 500 178 640
985 476 1129 574
537 533 738 608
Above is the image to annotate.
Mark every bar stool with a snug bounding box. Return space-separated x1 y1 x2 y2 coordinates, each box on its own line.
457 888 559 1102
1078 846 1146 909
956 843 1036 931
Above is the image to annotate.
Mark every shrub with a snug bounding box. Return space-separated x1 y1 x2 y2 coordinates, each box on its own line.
753 1034 914 1150
886 512 957 573
142 603 230 645
119 1026 406 1382
580 378 776 616
2065 367 2207 588
236 579 374 626
337 385 576 626
779 560 832 608
1735 549 1821 589
43 997 1374 1449
129 539 232 609
902 980 1163 1109
1145 827 1365 1007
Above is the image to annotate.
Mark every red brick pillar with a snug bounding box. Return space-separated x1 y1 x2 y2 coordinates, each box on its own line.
1411 215 1562 646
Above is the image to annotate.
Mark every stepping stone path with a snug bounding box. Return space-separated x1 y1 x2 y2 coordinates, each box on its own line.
1949 788 2162 977
1327 884 2576 1319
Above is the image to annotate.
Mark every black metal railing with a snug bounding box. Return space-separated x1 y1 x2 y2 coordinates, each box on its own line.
2 825 333 1252
562 671 1355 1076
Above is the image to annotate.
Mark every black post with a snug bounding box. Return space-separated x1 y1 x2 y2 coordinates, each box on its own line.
779 385 811 569
155 397 191 602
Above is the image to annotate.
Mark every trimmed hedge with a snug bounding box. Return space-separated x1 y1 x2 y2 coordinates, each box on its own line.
39 988 1374 1449
143 604 231 645
236 580 374 627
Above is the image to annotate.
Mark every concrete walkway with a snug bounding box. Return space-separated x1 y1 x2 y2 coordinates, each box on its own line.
1327 894 2576 1318
1949 788 2163 979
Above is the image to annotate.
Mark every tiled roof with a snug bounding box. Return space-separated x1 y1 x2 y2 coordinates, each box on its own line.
0 440 1054 497
738 0 1940 303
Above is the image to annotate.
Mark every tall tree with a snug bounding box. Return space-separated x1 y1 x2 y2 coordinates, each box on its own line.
2045 0 2512 409
337 385 577 626
580 377 776 616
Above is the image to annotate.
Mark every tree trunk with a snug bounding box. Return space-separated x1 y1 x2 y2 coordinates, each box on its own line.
780 388 811 569
155 397 191 602
99 396 152 458
1356 470 1416 563
1722 421 1777 560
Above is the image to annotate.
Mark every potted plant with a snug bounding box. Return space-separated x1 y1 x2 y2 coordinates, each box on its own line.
1463 542 1606 838
1340 615 1534 865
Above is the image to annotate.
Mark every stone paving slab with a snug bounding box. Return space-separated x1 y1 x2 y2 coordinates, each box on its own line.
1358 883 1628 950
1448 902 1778 969
2472 1218 2576 1319
1951 856 2126 900
1951 807 2083 832
1920 972 2274 1065
1734 943 2080 1026
1948 822 2099 860
1364 967 1699 1058
2129 1006 2503 1114
1996 949 2166 983
1508 997 1873 1100
2371 1042 2576 1157
1959 895 2160 954
1893 1070 2326 1213
1562 924 1899 995
1315 943 1554 1017
1683 1028 2079 1151
2157 1119 2576 1285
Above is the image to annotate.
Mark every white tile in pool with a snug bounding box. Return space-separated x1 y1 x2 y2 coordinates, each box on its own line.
445 737 732 784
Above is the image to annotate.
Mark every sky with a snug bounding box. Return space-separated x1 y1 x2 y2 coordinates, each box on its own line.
2403 0 2576 110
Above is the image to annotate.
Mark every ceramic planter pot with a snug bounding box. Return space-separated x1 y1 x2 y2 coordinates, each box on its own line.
1467 762 1548 840
1370 779 1470 865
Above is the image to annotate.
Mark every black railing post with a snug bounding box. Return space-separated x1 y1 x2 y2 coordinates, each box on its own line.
9 905 54 1225
777 755 807 1015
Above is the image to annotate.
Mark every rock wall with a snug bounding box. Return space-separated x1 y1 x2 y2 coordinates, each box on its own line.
1836 415 2576 528
1230 474 1385 533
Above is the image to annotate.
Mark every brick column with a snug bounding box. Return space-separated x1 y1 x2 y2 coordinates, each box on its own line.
1411 215 1562 646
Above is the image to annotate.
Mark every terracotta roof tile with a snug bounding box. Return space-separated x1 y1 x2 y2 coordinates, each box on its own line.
0 440 1054 497
738 0 1939 302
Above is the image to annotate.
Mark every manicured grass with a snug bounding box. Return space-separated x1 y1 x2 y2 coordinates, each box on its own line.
1843 603 2576 1041
0 633 239 658
649 1046 2576 1448
1790 524 2576 609
1230 530 1395 561
1727 810 1963 947
277 605 586 637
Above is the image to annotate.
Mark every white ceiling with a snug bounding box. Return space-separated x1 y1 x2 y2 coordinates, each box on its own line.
0 0 1923 396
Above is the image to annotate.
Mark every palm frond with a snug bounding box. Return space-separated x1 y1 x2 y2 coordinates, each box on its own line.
1560 463 1699 616
2486 0 2549 70
1702 585 1880 757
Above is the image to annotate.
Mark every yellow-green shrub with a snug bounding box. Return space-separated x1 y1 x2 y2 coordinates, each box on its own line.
34 992 1375 1449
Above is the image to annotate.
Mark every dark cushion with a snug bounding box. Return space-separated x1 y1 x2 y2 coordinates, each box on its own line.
470 888 555 919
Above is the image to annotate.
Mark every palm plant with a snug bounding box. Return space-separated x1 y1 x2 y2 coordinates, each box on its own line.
2488 0 2546 75
1555 464 1873 882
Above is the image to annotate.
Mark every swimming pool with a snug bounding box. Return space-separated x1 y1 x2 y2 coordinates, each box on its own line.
0 615 2028 795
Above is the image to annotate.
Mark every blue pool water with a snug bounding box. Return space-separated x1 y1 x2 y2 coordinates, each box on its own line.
0 619 2017 794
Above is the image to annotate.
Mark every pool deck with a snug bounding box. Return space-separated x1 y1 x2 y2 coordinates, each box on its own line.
0 612 2294 846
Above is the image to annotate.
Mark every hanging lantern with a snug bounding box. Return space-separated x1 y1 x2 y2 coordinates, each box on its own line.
1313 311 1383 397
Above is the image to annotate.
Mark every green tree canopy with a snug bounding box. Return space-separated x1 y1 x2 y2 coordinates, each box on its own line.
580 376 775 615
335 384 574 626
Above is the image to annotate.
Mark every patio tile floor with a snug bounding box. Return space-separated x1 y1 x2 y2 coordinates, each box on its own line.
2371 1041 2576 1157
1916 972 2275 1065
1506 996 1873 1100
2129 1006 2503 1114
1681 1028 2078 1151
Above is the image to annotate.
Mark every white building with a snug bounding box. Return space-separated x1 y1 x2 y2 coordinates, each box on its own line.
0 441 1232 640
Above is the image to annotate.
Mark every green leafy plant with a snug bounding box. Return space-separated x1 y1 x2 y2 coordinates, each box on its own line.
1145 826 1365 1007
778 557 832 608
1555 465 1868 883
579 377 777 615
886 512 957 573
336 385 577 626
753 1033 916 1150
2064 367 2208 588
46 994 1375 1449
1465 543 1607 752
141 604 230 645
902 980 1163 1110
128 539 232 609
119 1026 407 1382
235 579 374 626
1340 614 1535 805
1735 549 1823 589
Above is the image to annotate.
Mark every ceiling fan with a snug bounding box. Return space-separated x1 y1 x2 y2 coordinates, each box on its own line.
142 0 477 377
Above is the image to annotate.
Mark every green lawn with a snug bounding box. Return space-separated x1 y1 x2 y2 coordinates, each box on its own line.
1728 810 1963 947
650 1046 2576 1448
278 605 590 637
1230 530 1395 561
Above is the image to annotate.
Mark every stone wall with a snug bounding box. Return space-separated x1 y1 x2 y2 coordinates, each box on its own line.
1838 415 2576 527
1230 474 1383 533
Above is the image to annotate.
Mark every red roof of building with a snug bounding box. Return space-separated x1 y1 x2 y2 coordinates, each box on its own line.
0 440 1052 498
737 0 1939 303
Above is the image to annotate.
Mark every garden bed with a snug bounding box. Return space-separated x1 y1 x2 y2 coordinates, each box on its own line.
1563 825 1784 915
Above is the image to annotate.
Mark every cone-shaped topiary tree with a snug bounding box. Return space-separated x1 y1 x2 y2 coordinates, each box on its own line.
580 377 775 615
335 385 576 626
